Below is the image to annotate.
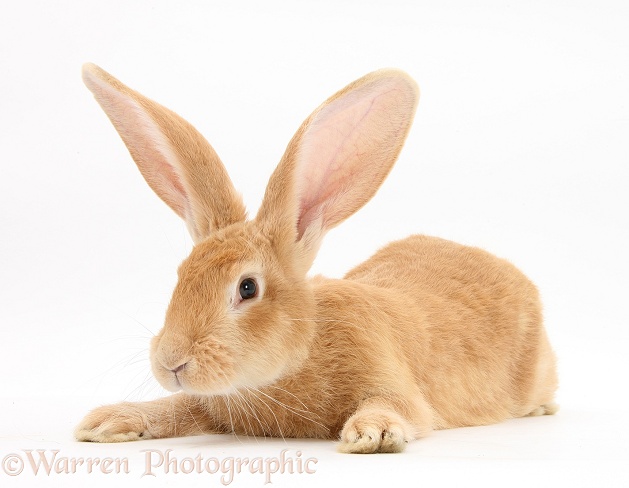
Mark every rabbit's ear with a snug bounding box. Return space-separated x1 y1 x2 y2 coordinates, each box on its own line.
82 63 246 242
257 69 419 269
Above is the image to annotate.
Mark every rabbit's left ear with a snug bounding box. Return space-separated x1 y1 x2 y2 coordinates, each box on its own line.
82 64 246 242
257 69 419 269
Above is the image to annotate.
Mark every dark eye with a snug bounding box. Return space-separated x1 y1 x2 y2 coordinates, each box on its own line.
239 278 258 300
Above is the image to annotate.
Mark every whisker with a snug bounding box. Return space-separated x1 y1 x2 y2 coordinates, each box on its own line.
264 385 311 411
224 396 238 438
232 390 264 440
245 387 285 441
215 372 246 446
123 370 155 401
250 387 329 434
182 396 205 436
121 349 149 367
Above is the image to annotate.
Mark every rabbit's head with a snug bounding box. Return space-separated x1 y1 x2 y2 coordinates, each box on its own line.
151 220 319 395
82 64 419 395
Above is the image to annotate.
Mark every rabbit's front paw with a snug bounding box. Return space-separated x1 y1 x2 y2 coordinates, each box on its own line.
338 408 412 454
75 403 151 443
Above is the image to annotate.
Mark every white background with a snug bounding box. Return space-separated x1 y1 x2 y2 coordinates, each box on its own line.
1 1 628 486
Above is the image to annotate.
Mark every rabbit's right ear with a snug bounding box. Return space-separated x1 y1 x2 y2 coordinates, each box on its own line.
257 69 419 271
82 64 246 242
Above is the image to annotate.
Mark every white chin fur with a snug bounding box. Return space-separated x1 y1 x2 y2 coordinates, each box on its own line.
159 377 183 393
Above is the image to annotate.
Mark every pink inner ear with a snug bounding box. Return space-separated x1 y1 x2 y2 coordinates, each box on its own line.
151 155 189 216
295 78 412 238
83 69 192 221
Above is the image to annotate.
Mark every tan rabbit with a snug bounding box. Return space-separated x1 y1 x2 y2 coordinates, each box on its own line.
75 63 558 453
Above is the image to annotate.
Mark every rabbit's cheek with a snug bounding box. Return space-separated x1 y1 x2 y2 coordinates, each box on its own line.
184 345 238 394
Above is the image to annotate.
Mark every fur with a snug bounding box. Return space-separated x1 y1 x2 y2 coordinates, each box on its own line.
75 64 557 453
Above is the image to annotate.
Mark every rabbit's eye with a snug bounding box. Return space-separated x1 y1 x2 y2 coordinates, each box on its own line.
239 278 258 300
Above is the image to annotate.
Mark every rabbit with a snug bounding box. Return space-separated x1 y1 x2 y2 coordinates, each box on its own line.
75 63 558 454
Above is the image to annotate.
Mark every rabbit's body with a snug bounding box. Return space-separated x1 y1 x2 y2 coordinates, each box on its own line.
76 65 557 453
201 234 556 437
344 234 557 426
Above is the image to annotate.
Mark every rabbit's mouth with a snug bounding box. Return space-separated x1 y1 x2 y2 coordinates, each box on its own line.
173 367 183 389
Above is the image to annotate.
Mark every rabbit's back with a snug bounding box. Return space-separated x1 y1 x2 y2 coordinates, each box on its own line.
344 235 558 427
345 235 533 299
